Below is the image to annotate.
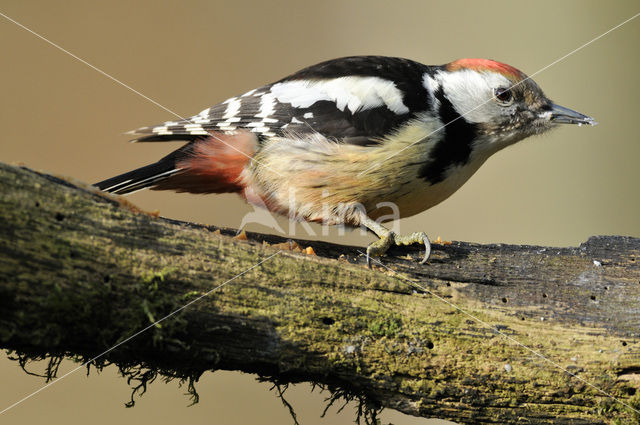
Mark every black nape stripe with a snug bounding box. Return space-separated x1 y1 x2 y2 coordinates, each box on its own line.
418 88 477 184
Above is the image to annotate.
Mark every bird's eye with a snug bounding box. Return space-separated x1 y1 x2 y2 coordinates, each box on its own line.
494 87 513 105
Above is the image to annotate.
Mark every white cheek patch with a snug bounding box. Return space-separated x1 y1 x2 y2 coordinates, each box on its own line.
269 76 410 115
435 69 511 123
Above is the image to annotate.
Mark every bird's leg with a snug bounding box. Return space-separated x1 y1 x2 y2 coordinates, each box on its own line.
359 215 431 268
361 217 395 268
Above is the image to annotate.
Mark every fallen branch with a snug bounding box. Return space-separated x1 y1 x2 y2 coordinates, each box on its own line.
1 162 639 424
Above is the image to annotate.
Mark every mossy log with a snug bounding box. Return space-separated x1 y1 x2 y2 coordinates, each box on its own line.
1 161 639 424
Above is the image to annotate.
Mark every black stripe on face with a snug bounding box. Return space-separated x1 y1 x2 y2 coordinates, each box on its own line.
418 88 477 184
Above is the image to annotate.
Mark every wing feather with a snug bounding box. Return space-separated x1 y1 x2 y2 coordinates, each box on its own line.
129 56 435 145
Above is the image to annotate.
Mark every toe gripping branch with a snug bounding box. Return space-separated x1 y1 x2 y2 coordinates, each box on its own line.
359 215 431 268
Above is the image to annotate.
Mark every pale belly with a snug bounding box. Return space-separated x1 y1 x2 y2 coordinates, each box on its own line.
368 156 488 220
241 119 492 225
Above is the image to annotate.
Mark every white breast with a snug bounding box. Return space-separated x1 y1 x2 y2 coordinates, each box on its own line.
385 155 489 219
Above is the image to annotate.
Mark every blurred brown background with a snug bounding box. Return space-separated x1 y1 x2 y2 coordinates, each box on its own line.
1 1 638 424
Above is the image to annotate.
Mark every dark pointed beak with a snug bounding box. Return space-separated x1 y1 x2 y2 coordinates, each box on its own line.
547 103 597 126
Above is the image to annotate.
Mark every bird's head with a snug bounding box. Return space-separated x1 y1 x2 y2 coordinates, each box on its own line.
431 58 596 152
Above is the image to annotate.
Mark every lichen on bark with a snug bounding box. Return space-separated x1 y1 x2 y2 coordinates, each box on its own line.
1 162 640 424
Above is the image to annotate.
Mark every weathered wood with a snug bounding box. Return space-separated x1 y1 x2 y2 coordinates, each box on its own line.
0 161 639 424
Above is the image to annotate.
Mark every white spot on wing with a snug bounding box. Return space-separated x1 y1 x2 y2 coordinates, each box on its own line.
224 98 242 119
269 76 410 115
218 125 237 131
291 117 303 124
303 112 313 119
152 126 172 135
250 126 271 133
256 93 276 118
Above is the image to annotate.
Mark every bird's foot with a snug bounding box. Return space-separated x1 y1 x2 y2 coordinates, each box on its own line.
366 231 431 268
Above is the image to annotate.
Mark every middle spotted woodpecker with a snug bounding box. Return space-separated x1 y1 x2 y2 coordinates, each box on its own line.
95 56 595 266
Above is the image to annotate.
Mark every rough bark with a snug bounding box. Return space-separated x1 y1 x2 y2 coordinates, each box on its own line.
0 161 639 424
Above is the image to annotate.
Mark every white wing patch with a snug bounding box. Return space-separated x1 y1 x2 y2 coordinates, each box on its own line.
131 75 411 140
269 76 410 115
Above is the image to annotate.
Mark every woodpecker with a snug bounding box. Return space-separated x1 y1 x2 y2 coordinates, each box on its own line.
95 56 595 266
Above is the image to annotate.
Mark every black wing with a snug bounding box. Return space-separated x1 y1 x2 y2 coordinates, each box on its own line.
131 56 435 145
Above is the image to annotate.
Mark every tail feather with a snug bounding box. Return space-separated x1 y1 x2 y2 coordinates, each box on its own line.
94 131 258 196
94 151 183 195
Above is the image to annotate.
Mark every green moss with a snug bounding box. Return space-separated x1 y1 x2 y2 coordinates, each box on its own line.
3 162 639 424
602 392 640 425
367 316 403 338
141 300 161 328
181 290 202 300
140 267 176 289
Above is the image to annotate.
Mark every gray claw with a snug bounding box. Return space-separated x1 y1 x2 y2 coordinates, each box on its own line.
420 234 431 264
